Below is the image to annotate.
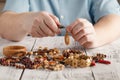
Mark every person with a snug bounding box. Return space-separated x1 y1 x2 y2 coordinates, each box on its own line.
0 0 120 48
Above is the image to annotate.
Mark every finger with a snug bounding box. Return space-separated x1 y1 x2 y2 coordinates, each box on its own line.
40 20 55 36
44 15 60 34
33 18 55 36
78 34 95 46
32 25 47 37
49 14 60 25
37 25 48 37
71 23 84 35
31 25 45 37
67 18 88 33
74 27 94 41
31 30 42 38
67 20 78 33
67 18 88 31
71 19 93 35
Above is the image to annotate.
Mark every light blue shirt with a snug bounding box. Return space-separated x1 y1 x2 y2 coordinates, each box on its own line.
3 0 120 35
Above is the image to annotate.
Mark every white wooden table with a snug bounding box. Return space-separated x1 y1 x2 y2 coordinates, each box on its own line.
0 36 120 80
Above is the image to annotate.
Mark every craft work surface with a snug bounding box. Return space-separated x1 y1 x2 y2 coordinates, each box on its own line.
0 36 120 80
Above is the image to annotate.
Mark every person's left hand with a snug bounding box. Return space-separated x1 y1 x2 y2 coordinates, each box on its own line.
67 18 97 48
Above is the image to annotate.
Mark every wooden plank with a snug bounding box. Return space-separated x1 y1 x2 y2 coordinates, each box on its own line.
33 36 82 50
0 66 23 80
0 36 35 56
86 38 120 62
90 63 120 80
22 68 94 80
21 36 94 80
85 38 120 80
113 63 120 79
0 36 36 80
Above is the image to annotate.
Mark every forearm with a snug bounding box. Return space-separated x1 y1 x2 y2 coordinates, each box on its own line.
94 14 120 47
0 11 36 41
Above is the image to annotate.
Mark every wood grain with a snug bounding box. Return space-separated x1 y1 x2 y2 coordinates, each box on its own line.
85 38 120 80
0 36 120 80
0 36 36 80
21 37 93 80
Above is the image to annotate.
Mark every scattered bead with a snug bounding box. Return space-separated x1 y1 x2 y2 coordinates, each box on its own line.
0 46 111 71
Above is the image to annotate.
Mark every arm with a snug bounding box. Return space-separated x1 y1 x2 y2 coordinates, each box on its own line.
0 11 34 41
93 14 120 47
0 11 60 41
67 14 120 48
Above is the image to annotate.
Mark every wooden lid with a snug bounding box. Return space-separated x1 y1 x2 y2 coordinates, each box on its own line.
3 45 27 57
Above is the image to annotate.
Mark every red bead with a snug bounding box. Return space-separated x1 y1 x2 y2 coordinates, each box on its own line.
98 60 111 64
90 61 96 66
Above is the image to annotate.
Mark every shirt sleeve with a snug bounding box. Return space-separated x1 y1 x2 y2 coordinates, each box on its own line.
3 0 30 13
91 0 120 23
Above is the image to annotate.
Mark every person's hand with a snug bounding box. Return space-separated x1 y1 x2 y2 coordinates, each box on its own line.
30 11 61 37
67 18 97 48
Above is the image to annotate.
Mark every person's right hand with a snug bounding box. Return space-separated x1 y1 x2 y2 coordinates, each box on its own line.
30 11 61 37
